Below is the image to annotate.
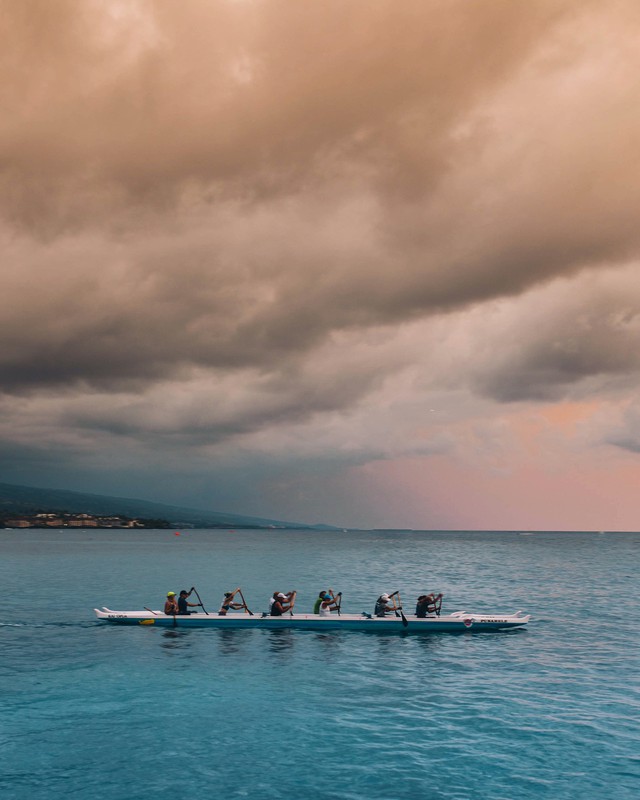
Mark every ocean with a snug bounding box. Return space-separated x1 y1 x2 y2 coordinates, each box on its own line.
1 528 638 799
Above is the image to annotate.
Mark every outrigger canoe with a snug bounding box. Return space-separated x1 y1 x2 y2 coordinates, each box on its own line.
94 608 530 632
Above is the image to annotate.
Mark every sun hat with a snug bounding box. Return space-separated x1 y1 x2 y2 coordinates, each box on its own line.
167 591 176 596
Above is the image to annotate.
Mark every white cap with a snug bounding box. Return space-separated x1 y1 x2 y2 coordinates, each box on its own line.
380 594 390 601
277 593 287 599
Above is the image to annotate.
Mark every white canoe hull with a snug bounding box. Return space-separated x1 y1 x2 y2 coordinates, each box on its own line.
94 608 530 632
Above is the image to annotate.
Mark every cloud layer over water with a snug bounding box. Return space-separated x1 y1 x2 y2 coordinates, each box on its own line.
2 0 640 528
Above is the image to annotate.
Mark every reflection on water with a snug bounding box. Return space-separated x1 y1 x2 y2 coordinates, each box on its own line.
264 628 296 656
412 633 445 656
160 628 194 654
216 628 248 656
311 631 344 653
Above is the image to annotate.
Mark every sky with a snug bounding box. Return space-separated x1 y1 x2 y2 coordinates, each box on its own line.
2 0 640 530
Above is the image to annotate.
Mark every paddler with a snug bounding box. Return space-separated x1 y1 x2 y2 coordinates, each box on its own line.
177 588 201 615
164 591 178 615
313 589 339 613
218 588 245 616
374 592 399 617
317 589 341 616
270 591 295 616
415 592 443 618
313 590 327 614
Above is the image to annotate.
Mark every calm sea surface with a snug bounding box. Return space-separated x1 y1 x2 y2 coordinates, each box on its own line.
1 529 638 800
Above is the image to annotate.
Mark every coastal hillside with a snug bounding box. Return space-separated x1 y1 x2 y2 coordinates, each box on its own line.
0 481 333 530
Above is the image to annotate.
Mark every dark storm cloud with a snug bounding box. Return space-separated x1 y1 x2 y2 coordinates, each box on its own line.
1 0 640 431
59 361 389 444
466 271 640 402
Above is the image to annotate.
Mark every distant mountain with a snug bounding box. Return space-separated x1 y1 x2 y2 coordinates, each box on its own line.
0 481 335 530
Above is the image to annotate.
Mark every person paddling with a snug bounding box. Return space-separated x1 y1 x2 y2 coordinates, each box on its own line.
313 589 342 614
317 589 341 616
270 591 295 616
374 592 399 617
415 592 443 618
313 590 327 614
177 588 201 615
218 588 246 616
164 591 178 615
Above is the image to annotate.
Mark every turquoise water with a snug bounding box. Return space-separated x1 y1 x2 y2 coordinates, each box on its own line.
1 529 638 799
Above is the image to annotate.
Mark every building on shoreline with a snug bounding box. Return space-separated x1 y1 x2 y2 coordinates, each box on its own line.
2 512 169 529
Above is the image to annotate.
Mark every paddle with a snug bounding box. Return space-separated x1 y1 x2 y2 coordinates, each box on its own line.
397 592 408 628
191 586 208 615
424 592 443 617
238 588 253 616
390 590 408 628
289 591 297 617
144 607 159 616
335 591 342 617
